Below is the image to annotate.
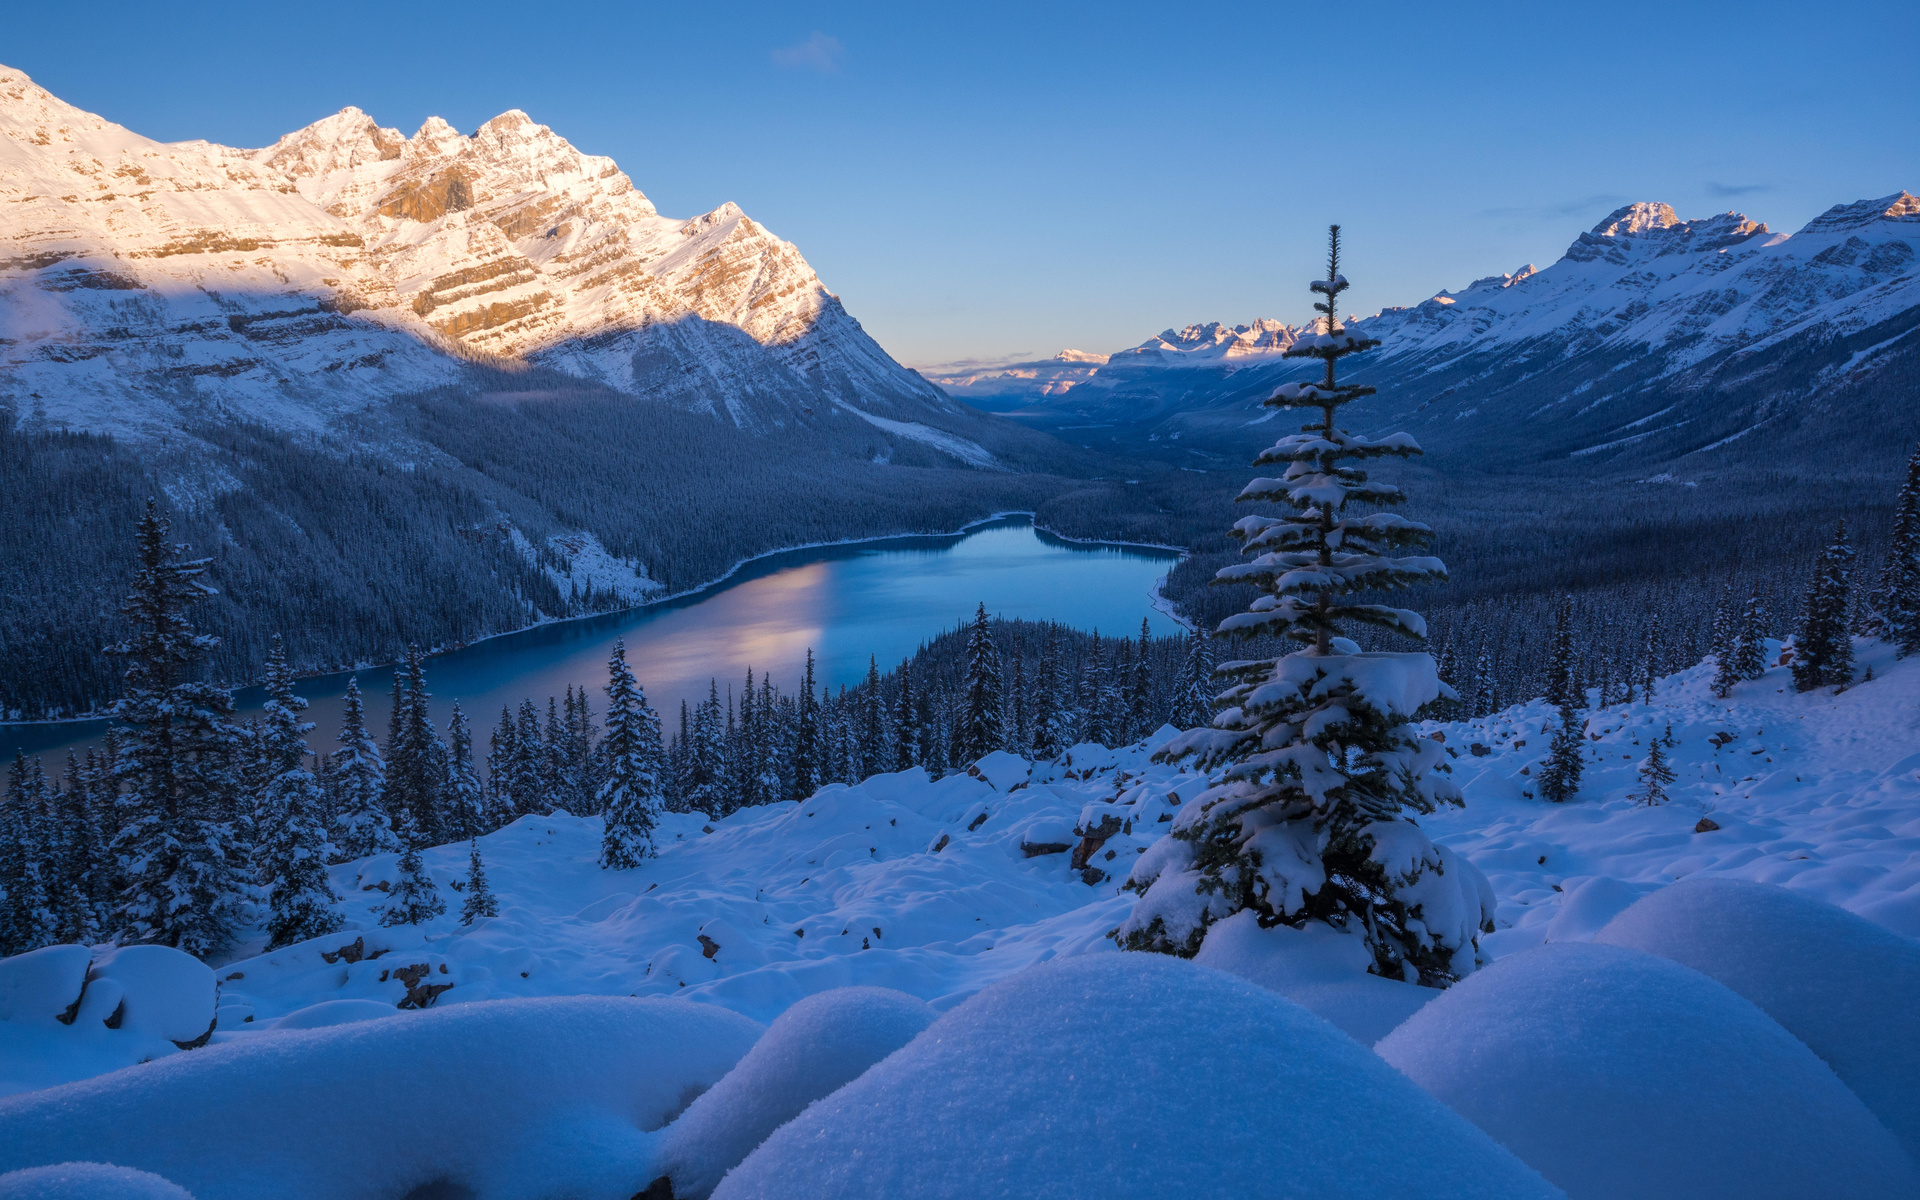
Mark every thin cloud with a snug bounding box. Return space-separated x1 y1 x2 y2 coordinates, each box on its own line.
772 32 845 73
1706 181 1772 197
1481 194 1632 220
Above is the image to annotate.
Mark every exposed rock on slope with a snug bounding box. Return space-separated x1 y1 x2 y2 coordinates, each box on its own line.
0 65 953 439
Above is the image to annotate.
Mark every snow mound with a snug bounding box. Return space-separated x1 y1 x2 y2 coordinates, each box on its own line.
0 1163 194 1200
83 946 216 1044
269 998 404 1031
712 953 1562 1200
0 995 762 1200
0 944 217 1097
1376 942 1918 1200
0 945 91 1025
1191 910 1437 1043
1594 878 1920 1159
657 987 936 1199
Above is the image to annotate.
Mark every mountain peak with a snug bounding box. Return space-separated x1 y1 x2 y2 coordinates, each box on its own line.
1053 349 1107 364
255 107 405 177
1797 191 1920 235
1592 202 1681 238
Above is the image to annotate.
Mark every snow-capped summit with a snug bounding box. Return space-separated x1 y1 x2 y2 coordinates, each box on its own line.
0 65 951 439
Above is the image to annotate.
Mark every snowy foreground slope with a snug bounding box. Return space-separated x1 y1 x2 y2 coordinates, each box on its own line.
4 644 1920 1198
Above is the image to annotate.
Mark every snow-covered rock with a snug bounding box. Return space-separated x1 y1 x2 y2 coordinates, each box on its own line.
712 953 1563 1200
0 1163 194 1200
1375 942 1919 1200
1594 878 1920 1160
0 944 90 1025
0 995 762 1200
655 986 936 1198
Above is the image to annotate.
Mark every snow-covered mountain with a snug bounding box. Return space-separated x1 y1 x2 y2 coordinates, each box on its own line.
0 65 953 439
971 195 1920 469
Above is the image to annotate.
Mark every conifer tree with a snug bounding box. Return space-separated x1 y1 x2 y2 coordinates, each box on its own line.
1128 617 1154 740
1793 521 1856 692
1707 585 1734 665
960 603 1004 762
1633 730 1677 806
1545 598 1576 709
106 501 246 956
1172 627 1215 730
460 839 498 925
892 662 921 771
788 650 821 802
859 657 886 779
1733 593 1769 680
599 639 665 868
330 677 398 860
1 753 50 954
485 705 519 826
687 681 727 815
384 646 446 840
444 702 485 839
51 750 104 944
1537 698 1586 803
1008 640 1030 754
257 637 343 950
1640 612 1662 703
378 816 446 927
1125 227 1476 984
1877 444 1920 655
1028 629 1070 760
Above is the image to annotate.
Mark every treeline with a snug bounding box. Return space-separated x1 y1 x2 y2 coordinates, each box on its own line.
0 499 1215 961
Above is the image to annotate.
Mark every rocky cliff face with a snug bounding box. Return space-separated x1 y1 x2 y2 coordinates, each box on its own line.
0 66 952 440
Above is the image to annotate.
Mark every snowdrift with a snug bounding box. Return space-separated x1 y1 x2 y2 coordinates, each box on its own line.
0 944 214 1095
655 986 936 1198
1594 878 1920 1159
1375 942 1918 1200
712 953 1562 1200
0 1164 194 1200
0 995 763 1200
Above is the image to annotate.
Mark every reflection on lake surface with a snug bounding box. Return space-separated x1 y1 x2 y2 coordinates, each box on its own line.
2 517 1182 763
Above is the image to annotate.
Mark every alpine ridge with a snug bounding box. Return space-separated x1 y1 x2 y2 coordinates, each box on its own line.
933 193 1920 471
0 65 953 440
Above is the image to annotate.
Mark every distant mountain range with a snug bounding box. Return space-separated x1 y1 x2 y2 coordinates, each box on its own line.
927 194 1920 472
0 65 974 455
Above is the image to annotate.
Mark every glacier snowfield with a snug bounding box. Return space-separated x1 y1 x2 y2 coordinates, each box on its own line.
4 641 1920 1198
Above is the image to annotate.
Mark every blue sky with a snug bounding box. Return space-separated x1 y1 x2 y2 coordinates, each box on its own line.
8 1 1913 365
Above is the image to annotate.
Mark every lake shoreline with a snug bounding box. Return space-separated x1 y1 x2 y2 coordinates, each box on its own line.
0 513 1189 738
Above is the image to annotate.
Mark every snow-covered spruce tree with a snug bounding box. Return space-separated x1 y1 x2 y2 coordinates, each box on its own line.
1875 444 1920 656
330 677 398 860
859 657 886 779
1027 628 1070 760
1122 227 1484 985
107 500 247 957
960 604 1004 762
1545 598 1576 709
1712 592 1769 698
788 651 821 802
460 839 498 925
1536 696 1586 804
1632 733 1677 806
1172 626 1216 730
892 662 921 771
1 753 51 955
1128 618 1154 741
51 751 105 944
1640 612 1662 703
378 815 446 927
1793 521 1855 692
444 701 485 841
385 645 446 840
599 639 665 869
257 637 343 950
